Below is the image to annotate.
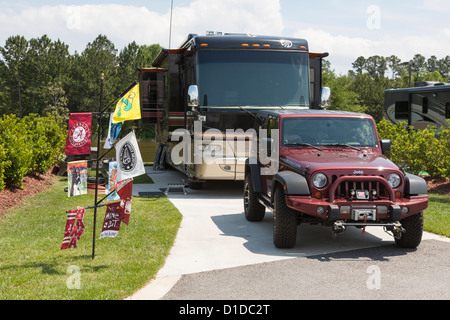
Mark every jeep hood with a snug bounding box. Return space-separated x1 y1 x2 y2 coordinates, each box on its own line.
281 149 399 173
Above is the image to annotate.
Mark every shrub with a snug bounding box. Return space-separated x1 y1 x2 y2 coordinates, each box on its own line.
0 113 67 189
0 143 8 192
0 114 33 188
377 119 450 178
23 114 66 175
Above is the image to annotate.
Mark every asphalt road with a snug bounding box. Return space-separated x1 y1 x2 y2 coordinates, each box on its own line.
161 240 450 300
128 168 450 300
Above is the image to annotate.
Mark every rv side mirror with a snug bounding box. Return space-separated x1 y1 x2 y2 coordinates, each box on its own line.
320 87 331 109
380 139 391 154
187 85 199 108
261 138 273 157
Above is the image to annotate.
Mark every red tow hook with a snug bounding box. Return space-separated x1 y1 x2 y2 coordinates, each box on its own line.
361 214 368 238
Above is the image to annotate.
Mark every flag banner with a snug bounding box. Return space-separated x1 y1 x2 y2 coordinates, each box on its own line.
100 202 123 239
61 207 86 249
67 161 88 197
117 179 133 225
112 83 141 123
65 113 92 155
104 113 123 149
107 161 120 201
115 131 145 182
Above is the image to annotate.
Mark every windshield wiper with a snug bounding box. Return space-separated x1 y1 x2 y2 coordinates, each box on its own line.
323 143 361 151
285 142 323 151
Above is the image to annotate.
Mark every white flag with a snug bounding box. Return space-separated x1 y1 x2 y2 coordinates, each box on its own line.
115 131 145 182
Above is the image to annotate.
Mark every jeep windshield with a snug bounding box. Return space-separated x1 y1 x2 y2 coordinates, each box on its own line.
282 117 379 148
197 50 310 108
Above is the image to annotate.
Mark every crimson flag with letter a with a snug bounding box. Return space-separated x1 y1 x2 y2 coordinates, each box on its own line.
65 113 92 155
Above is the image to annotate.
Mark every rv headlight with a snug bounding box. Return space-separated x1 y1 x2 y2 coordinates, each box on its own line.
387 173 401 188
312 173 328 189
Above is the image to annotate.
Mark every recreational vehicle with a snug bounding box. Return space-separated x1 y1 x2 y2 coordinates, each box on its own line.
385 81 450 130
137 33 330 188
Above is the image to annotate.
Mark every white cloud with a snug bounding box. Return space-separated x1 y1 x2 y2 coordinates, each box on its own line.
294 28 381 74
4 0 447 76
294 27 450 75
0 0 283 53
422 0 450 13
170 0 283 47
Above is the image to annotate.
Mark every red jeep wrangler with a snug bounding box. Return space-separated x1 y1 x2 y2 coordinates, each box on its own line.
244 110 428 249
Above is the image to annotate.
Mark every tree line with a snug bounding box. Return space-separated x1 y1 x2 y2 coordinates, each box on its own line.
1 34 449 125
0 34 162 122
324 54 450 122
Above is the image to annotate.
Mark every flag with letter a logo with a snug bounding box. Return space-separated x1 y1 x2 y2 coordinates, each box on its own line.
115 131 145 182
65 113 92 155
112 83 141 123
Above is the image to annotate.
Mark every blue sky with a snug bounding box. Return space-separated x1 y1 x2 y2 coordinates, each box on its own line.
0 0 449 74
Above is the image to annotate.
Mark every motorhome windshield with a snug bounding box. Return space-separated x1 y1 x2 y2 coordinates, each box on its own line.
197 50 310 108
282 117 379 148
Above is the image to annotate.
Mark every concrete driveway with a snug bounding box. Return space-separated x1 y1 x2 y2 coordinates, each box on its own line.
128 168 450 300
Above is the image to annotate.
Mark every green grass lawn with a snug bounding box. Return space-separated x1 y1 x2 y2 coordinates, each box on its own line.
424 194 450 237
0 177 181 300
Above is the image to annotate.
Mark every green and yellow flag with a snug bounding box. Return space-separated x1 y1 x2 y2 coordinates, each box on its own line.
112 83 141 123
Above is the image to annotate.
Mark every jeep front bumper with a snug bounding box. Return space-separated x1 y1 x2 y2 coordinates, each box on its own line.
286 194 428 221
285 175 428 222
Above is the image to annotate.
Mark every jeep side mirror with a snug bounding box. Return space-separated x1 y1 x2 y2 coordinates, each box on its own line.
320 87 331 109
187 85 199 108
380 139 391 154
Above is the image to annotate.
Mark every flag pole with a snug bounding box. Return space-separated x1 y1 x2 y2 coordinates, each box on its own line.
92 73 104 260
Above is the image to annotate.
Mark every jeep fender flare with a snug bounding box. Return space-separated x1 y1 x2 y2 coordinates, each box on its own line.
405 173 427 195
245 158 263 193
271 171 310 202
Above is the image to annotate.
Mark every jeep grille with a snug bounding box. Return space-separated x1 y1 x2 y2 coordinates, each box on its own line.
331 175 390 201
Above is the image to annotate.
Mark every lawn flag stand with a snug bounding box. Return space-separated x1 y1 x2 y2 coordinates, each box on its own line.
62 73 142 260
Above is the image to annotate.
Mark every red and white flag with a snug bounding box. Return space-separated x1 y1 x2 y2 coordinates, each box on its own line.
65 113 92 155
99 202 123 239
117 180 133 225
61 207 86 249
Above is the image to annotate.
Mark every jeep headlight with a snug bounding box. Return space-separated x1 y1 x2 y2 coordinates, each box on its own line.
312 173 328 189
387 173 401 188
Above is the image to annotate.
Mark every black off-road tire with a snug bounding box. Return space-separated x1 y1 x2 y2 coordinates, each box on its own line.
395 212 424 248
273 186 298 248
243 174 265 222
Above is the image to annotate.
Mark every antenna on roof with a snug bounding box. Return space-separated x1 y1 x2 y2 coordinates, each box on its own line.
169 0 174 48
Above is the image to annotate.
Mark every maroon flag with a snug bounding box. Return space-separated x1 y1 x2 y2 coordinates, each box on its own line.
117 180 133 225
99 202 123 239
65 113 92 155
61 207 86 249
